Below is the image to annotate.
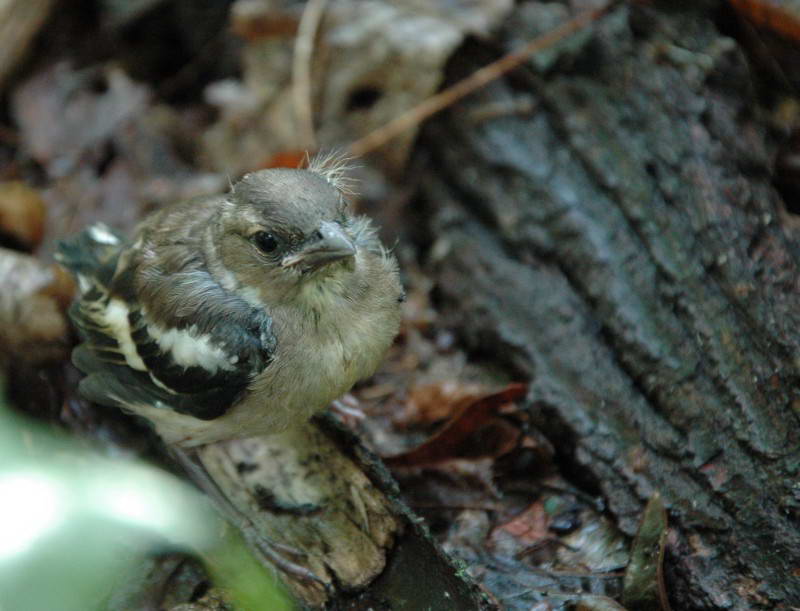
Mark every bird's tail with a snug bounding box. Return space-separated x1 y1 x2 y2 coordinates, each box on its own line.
55 223 124 292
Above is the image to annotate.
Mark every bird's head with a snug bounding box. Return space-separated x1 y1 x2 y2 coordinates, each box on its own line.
208 166 383 307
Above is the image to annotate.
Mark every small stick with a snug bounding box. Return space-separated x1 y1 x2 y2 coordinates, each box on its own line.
347 4 613 158
292 0 329 150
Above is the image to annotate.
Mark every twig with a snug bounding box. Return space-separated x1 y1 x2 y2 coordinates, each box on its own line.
292 0 328 150
347 4 613 158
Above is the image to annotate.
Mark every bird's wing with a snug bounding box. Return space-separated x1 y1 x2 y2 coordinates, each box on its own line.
58 225 276 421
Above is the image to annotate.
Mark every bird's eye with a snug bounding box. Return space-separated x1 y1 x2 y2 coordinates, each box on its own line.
253 231 278 253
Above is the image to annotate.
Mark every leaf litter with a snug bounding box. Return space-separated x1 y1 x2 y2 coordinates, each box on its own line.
0 1 668 608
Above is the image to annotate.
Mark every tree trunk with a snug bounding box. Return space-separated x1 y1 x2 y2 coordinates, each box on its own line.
416 3 800 608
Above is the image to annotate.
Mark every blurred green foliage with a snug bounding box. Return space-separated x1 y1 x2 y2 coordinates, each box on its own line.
0 379 292 611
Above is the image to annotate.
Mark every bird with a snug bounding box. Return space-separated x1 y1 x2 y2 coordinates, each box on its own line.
57 159 404 448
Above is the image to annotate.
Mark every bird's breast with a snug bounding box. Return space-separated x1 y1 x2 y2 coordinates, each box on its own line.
218 290 399 437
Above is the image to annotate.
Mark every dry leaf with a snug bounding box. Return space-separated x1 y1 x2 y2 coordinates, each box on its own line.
622 492 671 611
0 248 73 366
729 0 800 42
12 62 149 174
396 380 489 427
385 383 527 468
0 0 54 87
259 149 310 169
488 501 550 558
204 0 514 173
0 181 46 250
230 0 300 41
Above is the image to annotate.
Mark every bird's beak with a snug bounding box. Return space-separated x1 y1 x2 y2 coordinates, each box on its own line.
282 221 356 270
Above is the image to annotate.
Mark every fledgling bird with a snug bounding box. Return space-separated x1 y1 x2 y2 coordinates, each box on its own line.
57 160 404 447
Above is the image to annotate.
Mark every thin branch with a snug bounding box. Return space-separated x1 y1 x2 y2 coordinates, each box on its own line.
292 0 328 150
347 4 613 158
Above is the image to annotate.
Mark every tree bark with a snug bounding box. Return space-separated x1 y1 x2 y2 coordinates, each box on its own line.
187 417 493 610
416 3 800 609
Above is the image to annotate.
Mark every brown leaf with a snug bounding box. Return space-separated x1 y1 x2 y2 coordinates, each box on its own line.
396 380 489 427
490 501 549 549
204 0 515 174
259 150 311 170
0 248 72 366
385 383 527 468
0 0 55 87
230 2 300 41
0 181 46 250
729 0 800 42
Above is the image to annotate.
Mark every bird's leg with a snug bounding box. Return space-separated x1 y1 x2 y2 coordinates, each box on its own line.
170 445 329 589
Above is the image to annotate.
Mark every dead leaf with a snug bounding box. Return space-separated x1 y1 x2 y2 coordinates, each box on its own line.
392 457 503 510
12 62 149 175
0 0 55 87
230 1 300 41
0 248 72 366
622 492 671 611
204 0 515 174
729 0 800 42
396 380 489 427
259 149 311 169
385 383 527 468
0 181 46 250
489 500 550 554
